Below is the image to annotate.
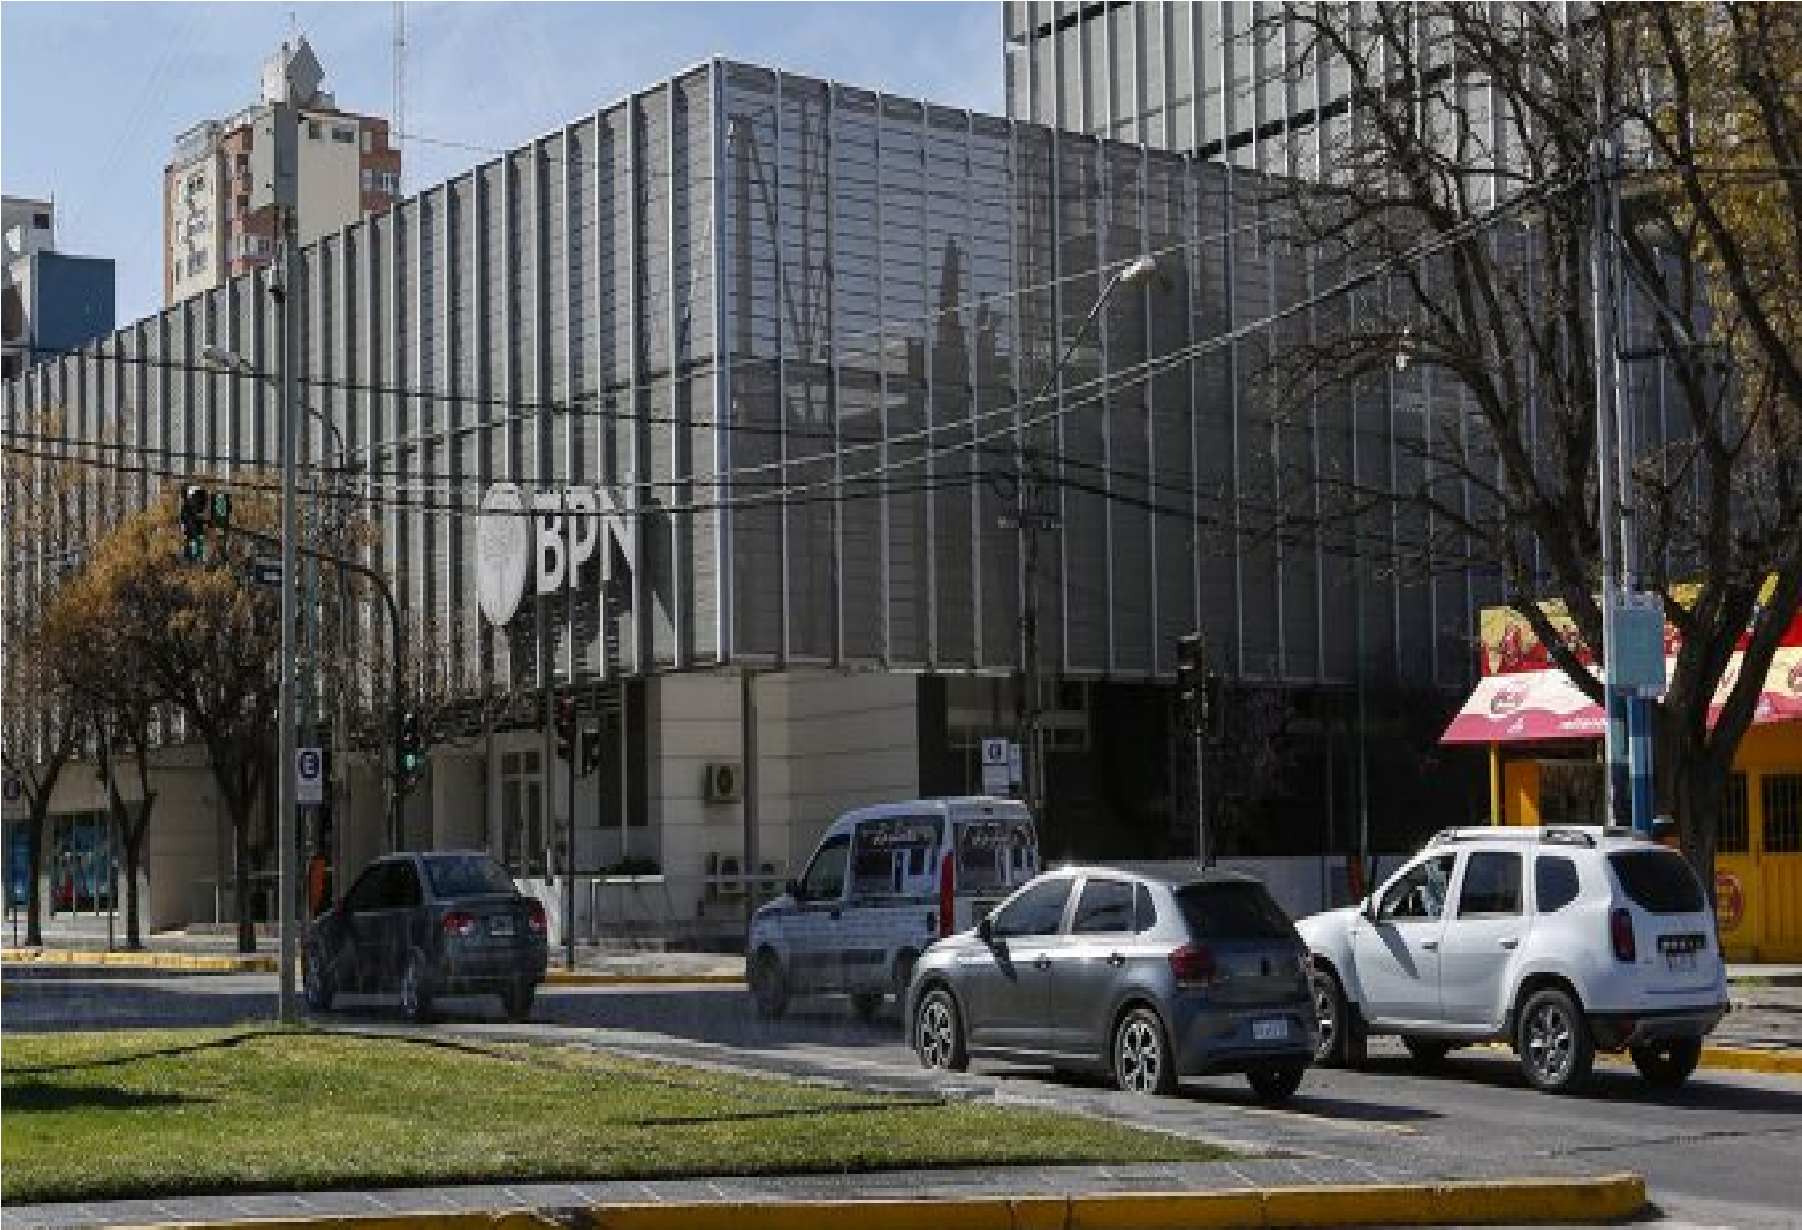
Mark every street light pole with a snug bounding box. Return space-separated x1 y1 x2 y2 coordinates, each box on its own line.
274 202 301 1024
1009 254 1158 820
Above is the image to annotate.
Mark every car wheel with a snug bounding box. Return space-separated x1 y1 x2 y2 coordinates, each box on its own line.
1630 1038 1702 1089
1516 986 1593 1094
399 950 435 1025
1311 967 1366 1069
501 979 535 1023
1113 1006 1178 1096
914 986 969 1072
749 948 789 1020
302 943 334 1013
851 991 885 1023
1247 1061 1307 1105
1401 1035 1454 1068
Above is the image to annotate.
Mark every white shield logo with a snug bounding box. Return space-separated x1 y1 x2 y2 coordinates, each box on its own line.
476 484 530 626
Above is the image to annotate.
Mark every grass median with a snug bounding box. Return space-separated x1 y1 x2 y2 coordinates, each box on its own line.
3 1027 1231 1204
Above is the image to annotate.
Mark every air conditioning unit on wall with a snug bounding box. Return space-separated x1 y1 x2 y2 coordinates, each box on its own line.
704 762 743 803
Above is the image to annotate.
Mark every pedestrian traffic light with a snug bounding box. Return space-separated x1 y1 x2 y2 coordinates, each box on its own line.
579 727 602 777
179 484 210 562
399 709 425 778
210 489 232 531
1176 633 1208 731
554 695 577 762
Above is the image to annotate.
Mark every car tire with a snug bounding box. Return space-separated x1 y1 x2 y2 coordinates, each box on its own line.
1516 986 1593 1094
399 950 435 1025
302 943 334 1013
1113 1006 1178 1096
1311 967 1366 1069
749 948 789 1020
1630 1038 1702 1089
851 991 885 1023
501 979 535 1023
914 985 969 1072
1247 1061 1307 1105
1401 1035 1454 1068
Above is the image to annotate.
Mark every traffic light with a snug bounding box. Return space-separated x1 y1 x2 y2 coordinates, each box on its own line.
579 727 602 777
553 695 576 762
1176 633 1208 732
399 709 425 778
179 485 210 562
210 489 232 531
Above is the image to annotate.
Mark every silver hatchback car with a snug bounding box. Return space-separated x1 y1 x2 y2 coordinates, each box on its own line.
906 866 1317 1102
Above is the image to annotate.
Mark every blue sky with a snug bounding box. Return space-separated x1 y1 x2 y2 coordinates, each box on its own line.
1 1 1002 327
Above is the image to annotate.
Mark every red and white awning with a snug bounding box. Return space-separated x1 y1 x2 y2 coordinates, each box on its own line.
1441 647 1802 744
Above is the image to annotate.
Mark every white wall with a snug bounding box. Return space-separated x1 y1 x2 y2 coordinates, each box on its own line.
294 113 362 246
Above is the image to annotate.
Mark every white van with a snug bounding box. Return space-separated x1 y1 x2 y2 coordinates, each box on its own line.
746 796 1038 1021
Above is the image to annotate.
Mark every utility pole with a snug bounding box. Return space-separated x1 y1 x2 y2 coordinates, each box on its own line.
1006 255 1160 821
270 100 302 1026
1588 133 1629 832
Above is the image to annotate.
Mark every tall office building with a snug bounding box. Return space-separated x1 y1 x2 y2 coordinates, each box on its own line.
164 35 400 305
1003 2 1343 172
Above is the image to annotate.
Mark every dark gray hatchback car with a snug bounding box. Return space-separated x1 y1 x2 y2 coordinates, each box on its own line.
906 866 1317 1102
303 851 548 1023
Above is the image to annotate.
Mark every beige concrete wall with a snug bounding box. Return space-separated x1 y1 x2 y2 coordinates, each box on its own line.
294 113 363 246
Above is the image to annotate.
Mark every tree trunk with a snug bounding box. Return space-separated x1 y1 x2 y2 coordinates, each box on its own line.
233 811 255 954
122 747 156 951
1655 707 1727 904
22 754 68 948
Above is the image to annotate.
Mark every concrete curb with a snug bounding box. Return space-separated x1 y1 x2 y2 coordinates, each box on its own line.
2 949 743 985
103 1174 1648 1230
1698 1044 1802 1076
2 948 277 973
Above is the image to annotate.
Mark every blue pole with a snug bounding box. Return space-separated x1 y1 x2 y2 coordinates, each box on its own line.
1606 688 1632 829
1628 695 1655 835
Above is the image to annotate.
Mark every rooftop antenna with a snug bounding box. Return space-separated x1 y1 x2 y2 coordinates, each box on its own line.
393 0 406 195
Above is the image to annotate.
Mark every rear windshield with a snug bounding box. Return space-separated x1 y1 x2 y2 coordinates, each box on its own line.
955 820 1036 890
1608 851 1705 914
425 855 517 898
1176 881 1296 940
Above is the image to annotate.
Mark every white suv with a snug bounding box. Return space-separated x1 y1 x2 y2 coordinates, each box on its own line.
1299 826 1728 1093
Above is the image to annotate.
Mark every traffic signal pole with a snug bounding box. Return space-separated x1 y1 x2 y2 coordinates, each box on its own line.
225 526 406 849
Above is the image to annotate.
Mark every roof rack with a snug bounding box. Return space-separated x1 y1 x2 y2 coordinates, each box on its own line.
1426 824 1649 850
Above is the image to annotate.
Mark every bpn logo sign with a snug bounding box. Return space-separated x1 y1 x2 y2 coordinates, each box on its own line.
475 483 633 627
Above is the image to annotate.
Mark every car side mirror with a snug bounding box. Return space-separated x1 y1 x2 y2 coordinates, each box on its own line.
786 879 804 901
977 916 994 945
1361 895 1377 922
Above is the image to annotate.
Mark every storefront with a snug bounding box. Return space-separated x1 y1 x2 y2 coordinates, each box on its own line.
1443 602 1802 960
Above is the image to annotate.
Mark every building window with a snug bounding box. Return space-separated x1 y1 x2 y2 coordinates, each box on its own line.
361 129 373 152
31 211 50 229
236 153 250 172
186 250 208 276
502 750 544 877
332 125 355 143
308 120 323 139
1764 773 1802 854
1720 772 1749 853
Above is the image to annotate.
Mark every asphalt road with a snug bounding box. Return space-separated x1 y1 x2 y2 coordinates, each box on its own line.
6 970 1800 1227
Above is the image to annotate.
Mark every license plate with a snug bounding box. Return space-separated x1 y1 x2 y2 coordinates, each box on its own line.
1253 1018 1287 1042
1665 949 1696 973
489 916 515 937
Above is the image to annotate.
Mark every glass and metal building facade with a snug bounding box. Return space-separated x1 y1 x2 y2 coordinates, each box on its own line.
6 58 1487 890
6 55 1475 697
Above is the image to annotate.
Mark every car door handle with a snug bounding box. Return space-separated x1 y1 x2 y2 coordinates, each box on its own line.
1033 955 1052 971
1106 953 1126 967
1498 937 1520 949
1421 940 1439 951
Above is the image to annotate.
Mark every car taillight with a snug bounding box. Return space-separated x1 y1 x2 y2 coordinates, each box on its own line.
939 851 954 938
526 900 547 935
442 910 477 938
1168 942 1216 988
1610 906 1636 962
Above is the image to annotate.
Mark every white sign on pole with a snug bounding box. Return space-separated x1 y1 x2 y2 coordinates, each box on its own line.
981 737 1009 767
980 737 1011 796
1007 741 1023 788
295 747 324 807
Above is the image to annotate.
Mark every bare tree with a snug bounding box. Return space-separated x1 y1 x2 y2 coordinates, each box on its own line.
1250 3 1801 882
